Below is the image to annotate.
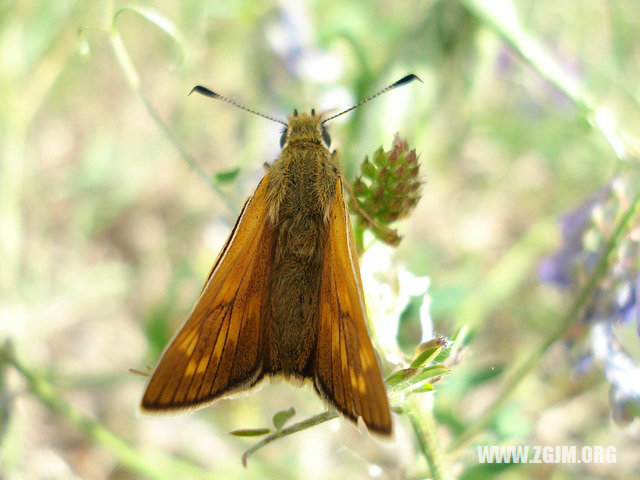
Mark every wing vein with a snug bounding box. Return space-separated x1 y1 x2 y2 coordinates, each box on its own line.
211 297 235 393
336 274 355 419
195 303 227 400
227 268 251 384
181 310 212 403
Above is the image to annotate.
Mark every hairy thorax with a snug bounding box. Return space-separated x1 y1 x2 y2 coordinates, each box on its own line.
266 138 339 375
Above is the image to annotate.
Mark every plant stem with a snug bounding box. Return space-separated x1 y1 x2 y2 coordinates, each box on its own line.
459 0 631 161
241 410 339 467
407 397 450 480
107 28 236 213
0 342 210 480
449 183 640 452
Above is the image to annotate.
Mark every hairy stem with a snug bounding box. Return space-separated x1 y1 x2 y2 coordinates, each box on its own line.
407 397 450 480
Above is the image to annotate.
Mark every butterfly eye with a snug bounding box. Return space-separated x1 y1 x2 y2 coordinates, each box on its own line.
280 129 288 148
321 126 331 147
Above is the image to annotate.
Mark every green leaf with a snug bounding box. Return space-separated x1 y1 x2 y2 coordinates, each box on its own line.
409 383 435 394
388 365 449 393
408 364 450 386
410 345 443 368
229 428 272 437
214 167 241 184
272 407 296 431
385 367 418 388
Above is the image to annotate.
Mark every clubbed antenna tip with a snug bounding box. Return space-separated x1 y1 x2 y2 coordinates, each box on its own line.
189 85 287 126
391 74 423 88
322 73 422 124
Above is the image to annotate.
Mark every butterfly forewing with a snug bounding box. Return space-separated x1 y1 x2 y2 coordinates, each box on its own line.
314 178 393 436
141 174 274 411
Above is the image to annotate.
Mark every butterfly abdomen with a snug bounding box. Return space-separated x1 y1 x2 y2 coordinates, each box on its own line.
267 248 321 375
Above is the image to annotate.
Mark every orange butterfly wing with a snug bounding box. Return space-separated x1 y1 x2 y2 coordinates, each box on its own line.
313 177 393 436
141 174 274 411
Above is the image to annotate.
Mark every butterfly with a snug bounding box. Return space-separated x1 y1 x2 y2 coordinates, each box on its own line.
141 74 421 436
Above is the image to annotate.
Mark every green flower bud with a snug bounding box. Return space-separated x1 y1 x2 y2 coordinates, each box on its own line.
351 133 423 245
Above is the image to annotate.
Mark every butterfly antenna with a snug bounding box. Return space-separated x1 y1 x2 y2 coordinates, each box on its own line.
322 74 422 124
190 86 288 126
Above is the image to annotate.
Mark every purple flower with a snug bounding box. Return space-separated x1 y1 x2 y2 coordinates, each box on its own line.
537 179 640 335
616 275 640 336
591 322 640 425
541 179 640 424
538 183 612 287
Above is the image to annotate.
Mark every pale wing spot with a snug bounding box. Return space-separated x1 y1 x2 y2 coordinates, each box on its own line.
331 322 340 357
223 308 243 362
340 339 349 373
178 329 197 352
350 369 358 390
185 332 199 356
212 321 229 360
358 374 366 393
196 356 209 375
359 350 373 370
185 358 197 377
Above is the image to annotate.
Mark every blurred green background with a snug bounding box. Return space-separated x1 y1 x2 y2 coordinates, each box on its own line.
1 0 640 479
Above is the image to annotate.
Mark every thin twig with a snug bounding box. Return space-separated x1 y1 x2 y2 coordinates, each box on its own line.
0 341 211 480
107 29 236 213
241 410 339 467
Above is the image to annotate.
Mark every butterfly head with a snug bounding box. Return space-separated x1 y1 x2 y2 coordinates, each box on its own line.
280 109 331 149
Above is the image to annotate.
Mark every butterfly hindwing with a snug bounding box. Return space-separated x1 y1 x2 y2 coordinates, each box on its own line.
141 174 274 411
313 177 393 436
